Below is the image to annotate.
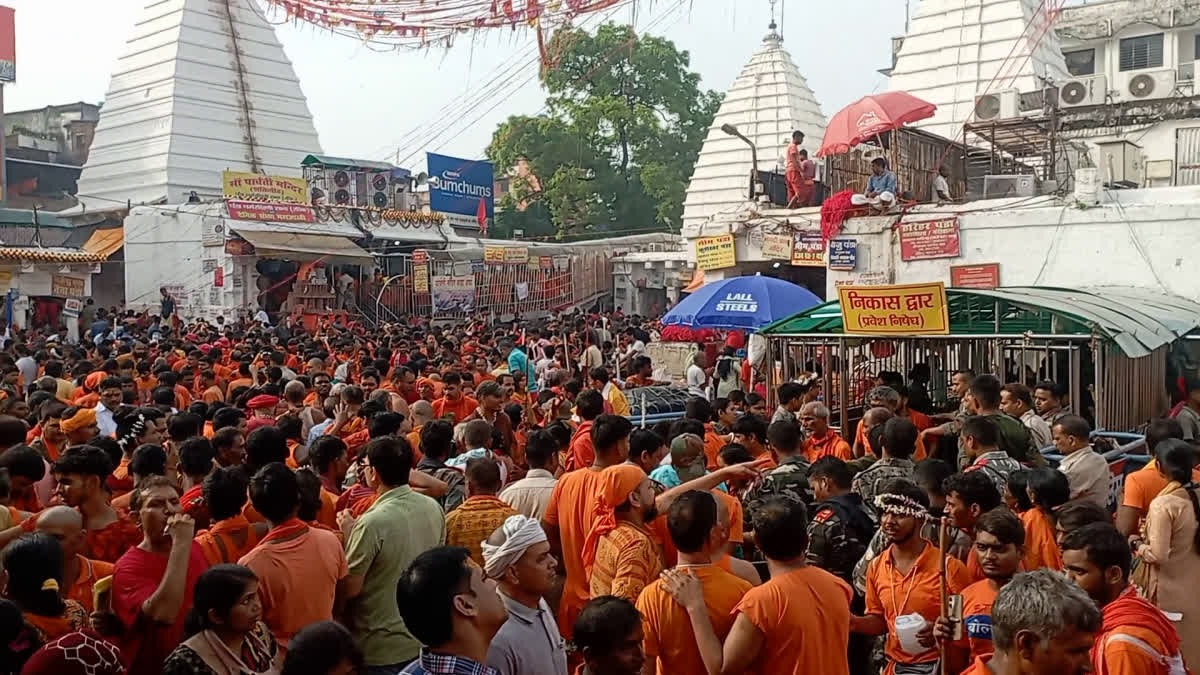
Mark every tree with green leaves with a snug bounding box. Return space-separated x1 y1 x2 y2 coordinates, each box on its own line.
487 23 721 240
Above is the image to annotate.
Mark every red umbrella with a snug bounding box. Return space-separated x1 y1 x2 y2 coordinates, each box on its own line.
817 91 937 157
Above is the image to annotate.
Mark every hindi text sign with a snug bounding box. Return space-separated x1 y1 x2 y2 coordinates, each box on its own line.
431 275 476 313
761 233 793 261
694 234 736 271
791 231 825 267
483 246 505 265
225 201 315 224
222 171 307 204
51 275 85 298
412 264 429 293
503 247 529 264
899 217 961 261
827 239 858 271
838 282 950 335
950 263 1000 289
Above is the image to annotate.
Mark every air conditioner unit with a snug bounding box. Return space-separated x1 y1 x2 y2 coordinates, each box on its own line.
1144 159 1174 186
983 174 1036 199
973 89 1020 121
331 169 358 207
368 171 391 210
1122 68 1175 101
1059 75 1107 108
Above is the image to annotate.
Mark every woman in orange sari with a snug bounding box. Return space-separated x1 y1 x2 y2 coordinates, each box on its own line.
3 532 88 642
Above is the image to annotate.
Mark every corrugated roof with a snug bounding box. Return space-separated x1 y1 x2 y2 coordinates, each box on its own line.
301 155 396 171
761 286 1200 358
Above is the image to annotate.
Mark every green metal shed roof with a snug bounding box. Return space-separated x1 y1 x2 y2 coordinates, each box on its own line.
760 286 1200 358
300 155 397 171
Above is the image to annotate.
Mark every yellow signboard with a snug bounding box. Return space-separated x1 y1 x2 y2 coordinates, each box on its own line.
838 282 950 335
503 247 529 264
221 171 307 204
484 246 505 264
761 233 793 261
694 234 736 271
412 263 429 293
0 269 11 293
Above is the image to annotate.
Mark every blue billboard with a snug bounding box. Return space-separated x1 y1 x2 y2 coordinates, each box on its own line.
427 152 494 227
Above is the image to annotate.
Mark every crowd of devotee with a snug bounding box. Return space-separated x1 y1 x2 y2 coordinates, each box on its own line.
0 305 1195 675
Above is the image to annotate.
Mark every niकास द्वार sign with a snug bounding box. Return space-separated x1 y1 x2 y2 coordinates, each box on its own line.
838 282 949 335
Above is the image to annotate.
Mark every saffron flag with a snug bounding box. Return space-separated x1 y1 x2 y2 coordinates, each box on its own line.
477 197 488 234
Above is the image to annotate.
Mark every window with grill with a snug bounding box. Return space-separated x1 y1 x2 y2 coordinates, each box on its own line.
1119 33 1164 71
1064 48 1096 76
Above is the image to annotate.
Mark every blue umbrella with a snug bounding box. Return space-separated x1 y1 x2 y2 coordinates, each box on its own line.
662 275 823 330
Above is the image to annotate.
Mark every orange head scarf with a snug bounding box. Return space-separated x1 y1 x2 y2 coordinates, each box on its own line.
84 371 107 392
60 408 97 435
581 464 648 576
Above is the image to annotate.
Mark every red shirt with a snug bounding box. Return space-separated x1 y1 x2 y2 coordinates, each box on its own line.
112 543 209 675
565 420 595 472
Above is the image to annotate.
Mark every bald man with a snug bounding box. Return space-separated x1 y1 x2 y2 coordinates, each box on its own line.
714 492 761 587
36 505 114 613
405 400 434 462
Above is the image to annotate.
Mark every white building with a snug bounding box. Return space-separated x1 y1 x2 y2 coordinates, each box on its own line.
76 0 322 209
1055 0 1200 186
681 23 828 235
886 0 1070 141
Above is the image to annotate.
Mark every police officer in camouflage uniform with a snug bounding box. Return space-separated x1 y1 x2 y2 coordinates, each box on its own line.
808 455 875 675
742 418 811 545
852 415 919 519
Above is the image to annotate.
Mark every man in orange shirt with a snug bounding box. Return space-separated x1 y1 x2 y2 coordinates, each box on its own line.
225 361 254 400
935 508 1025 664
959 569 1101 675
636 490 752 675
856 480 972 674
564 390 605 472
943 470 1004 581
1021 467 1068 571
1062 523 1188 675
34 505 114 613
199 370 224 404
800 401 852 462
1116 418 1189 536
665 494 853 675
193 466 264 566
584 463 661 603
52 446 142 563
730 414 774 466
238 463 348 650
543 412 628 639
431 372 477 425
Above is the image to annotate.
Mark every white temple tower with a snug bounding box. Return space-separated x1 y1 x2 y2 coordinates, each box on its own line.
681 23 827 233
76 0 323 208
886 0 1070 141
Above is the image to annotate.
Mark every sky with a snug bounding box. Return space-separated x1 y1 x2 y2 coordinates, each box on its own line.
3 0 907 168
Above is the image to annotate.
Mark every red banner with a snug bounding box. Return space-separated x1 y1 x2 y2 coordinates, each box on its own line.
899 217 960 261
950 263 999 289
0 7 15 83
226 200 315 223
213 267 225 288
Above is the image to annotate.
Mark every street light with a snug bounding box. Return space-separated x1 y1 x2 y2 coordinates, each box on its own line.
721 124 759 200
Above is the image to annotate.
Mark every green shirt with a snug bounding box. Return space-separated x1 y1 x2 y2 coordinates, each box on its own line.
345 485 446 665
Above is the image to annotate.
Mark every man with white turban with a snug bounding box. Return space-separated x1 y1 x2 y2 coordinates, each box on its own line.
481 515 568 675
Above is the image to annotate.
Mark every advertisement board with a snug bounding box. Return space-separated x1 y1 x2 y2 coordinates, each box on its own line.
427 153 494 228
694 234 736 271
431 275 475 313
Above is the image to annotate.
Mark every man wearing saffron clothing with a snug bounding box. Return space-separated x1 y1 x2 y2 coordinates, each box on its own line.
667 495 853 675
785 130 809 208
35 505 114 613
564 389 605 473
935 508 1026 665
444 456 518 566
800 401 852 462
635 490 752 675
342 435 446 673
1062 523 1188 675
431 371 477 425
959 569 1101 675
111 476 208 675
53 446 142 563
855 479 973 675
238 462 348 650
193 466 265 566
543 413 633 639
584 463 662 603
